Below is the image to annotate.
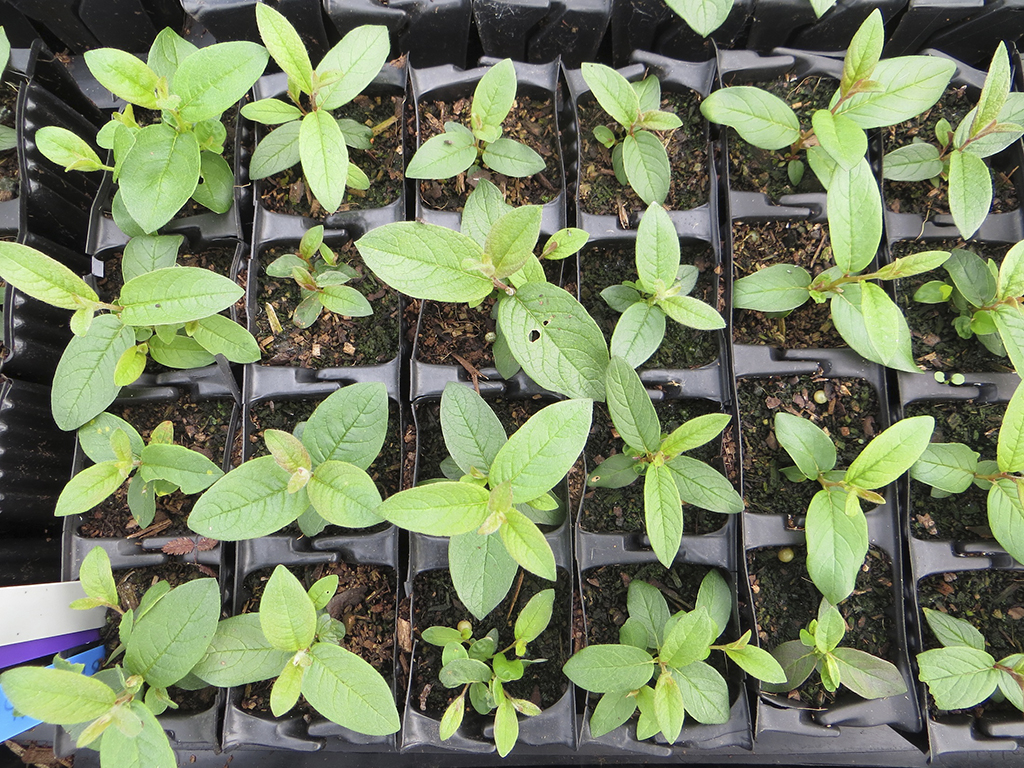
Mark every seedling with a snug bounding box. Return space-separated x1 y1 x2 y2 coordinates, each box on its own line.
703 11 953 270
587 357 742 567
773 411 933 604
377 383 590 619
192 565 400 735
36 28 268 234
665 0 835 39
245 5 389 213
0 547 221 768
764 597 906 700
57 413 223 527
916 608 1024 712
406 59 545 181
733 244 952 372
357 180 607 400
912 241 1024 375
883 44 1024 239
189 382 389 539
910 379 1024 566
0 240 257 430
264 225 372 328
564 572 786 742
423 589 554 757
581 67 681 205
600 202 724 367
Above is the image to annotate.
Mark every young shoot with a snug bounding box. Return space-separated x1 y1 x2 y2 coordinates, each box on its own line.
245 5 389 213
600 202 724 368
587 357 742 567
377 383 590 619
883 44 1024 239
192 565 400 736
581 67 681 206
423 589 555 757
406 59 545 181
563 572 786 742
773 411 933 604
57 414 223 528
264 225 372 328
765 597 906 700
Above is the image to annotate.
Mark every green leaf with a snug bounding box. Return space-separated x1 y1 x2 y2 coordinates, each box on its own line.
303 643 400 734
634 685 659 738
625 580 667 648
113 344 146 386
806 488 868 605
828 158 881 274
656 294 724 330
764 640 818 693
725 643 787 684
307 576 339 611
307 461 383 528
485 206 542 278
664 455 743 514
691 572 729 640
148 28 197 81
192 151 234 214
733 263 812 312
664 0 731 36
911 443 979 494
499 282 609 400
317 25 390 111
147 333 215 369
635 202 679 293
84 48 160 109
440 695 465 740
563 644 654 693
125 578 219 687
917 646 999 710
673 661 730 725
191 314 260 363
661 606 716 668
357 221 491 303
993 303 1024 374
602 285 643 313
119 124 200 233
121 235 182 283
999 241 1024 299
873 249 950 281
500 507 556 580
774 413 836 480
999 382 1024 473
0 241 98 310
299 110 349 213
119 266 242 326
807 145 838 190
77 546 120 608
581 63 640 128
188 456 307 539
882 143 943 182
654 670 684 743
470 58 516 136
242 98 302 125
377 481 490 535
406 129 477 180
622 131 670 205
270 660 305 716
542 228 589 261
973 44 1011 136
35 126 106 173
514 589 554 646
175 41 268 123
441 383 506 475
449 531 518 620
846 415 934 489
841 9 882 95
830 283 919 373
605 357 659 453
256 3 313 95
812 110 867 170
138 443 223 493
815 600 846 654
645 462 683 568
302 383 388 470
809 0 837 17
462 179 513 246
249 122 301 179
700 87 800 150
482 138 545 178
923 607 986 651
914 280 953 304
440 657 492 687
988 478 1024 564
260 565 316 651
945 248 996 308
52 315 136 430
319 284 372 317
192 614 293 686
948 150 992 240
589 691 638 738
494 694 519 757
831 648 906 699
99 701 175 768
610 302 666 369
833 57 956 129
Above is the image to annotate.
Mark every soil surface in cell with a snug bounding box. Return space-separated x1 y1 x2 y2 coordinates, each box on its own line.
414 93 561 211
732 219 845 348
748 546 898 707
579 242 720 369
577 89 708 218
738 374 880 519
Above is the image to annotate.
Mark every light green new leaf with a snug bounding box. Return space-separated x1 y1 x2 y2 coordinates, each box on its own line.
138 443 223 493
303 382 388 469
494 695 519 757
812 110 867 170
485 206 542 277
192 614 293 686
147 27 197 82
993 303 1024 375
872 249 950 280
628 580 669 648
833 57 956 129
36 126 107 173
307 461 383 528
271 661 304 716
175 41 268 123
949 150 992 240
658 295 724 330
809 0 837 17
665 0 731 36
923 607 986 651
645 462 683 567
500 507 556 580
514 589 555 646
725 643 787 684
988 478 1024 565
241 98 302 125
846 415 934 489
911 443 979 494
0 241 97 310
249 122 302 179
828 158 881 274
882 143 943 182
664 455 743 514
661 607 715 669
661 413 731 459
973 44 1011 136
77 546 120 608
472 58 517 135
84 48 160 109
498 282 609 400
303 643 400 734
119 266 242 326
406 129 477 179
119 124 200 233
841 9 882 95
0 667 115 725
79 413 144 464
830 283 919 372
317 25 390 111
356 222 491 303
610 302 666 369
917 646 999 710
999 240 1024 300
701 87 800 150
694 571 731 637
377 482 490 535
636 201 679 293
52 315 135 431
622 131 670 205
121 235 182 283
99 701 175 768
449 531 518 620
300 110 349 213
806 488 868 605
733 263 812 312
581 63 640 128
654 671 684 743
260 565 316 652
563 644 654 693
256 3 313 95
605 357 659 453
441 382 506 475
462 179 513 246
999 381 1024 473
